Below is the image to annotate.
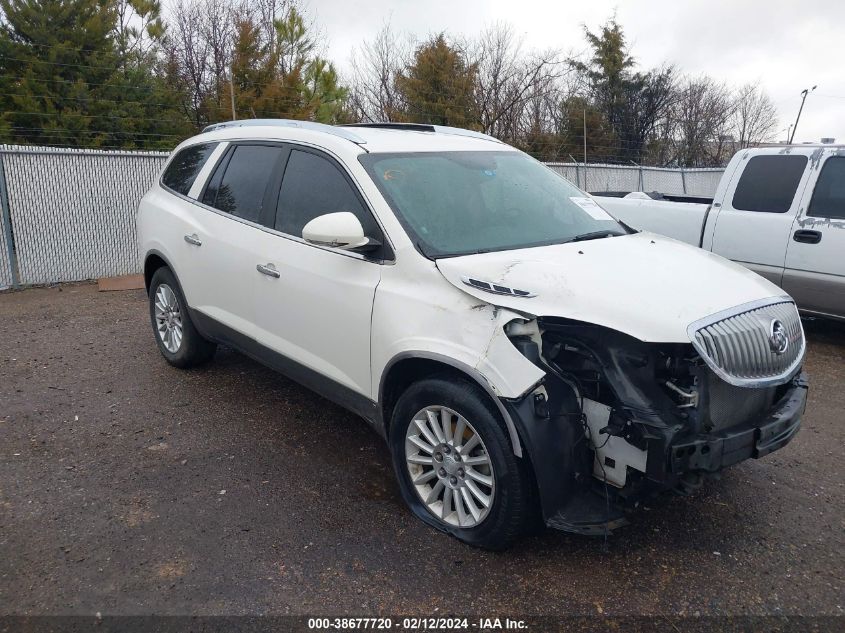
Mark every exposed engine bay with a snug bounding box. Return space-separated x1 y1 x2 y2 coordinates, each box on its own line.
501 317 806 535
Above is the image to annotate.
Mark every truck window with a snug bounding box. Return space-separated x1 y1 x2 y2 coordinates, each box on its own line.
731 155 807 213
807 156 845 220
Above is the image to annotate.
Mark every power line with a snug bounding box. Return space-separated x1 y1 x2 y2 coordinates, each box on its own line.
7 127 184 138
3 110 193 125
0 53 137 73
2 92 189 110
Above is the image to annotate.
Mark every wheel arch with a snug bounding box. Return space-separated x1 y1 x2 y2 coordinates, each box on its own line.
378 352 524 457
143 249 176 294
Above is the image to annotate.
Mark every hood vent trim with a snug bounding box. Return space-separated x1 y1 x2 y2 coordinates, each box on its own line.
461 276 536 298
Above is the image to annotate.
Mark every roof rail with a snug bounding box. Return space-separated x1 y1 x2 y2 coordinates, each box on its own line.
345 122 436 133
202 119 367 144
343 122 503 144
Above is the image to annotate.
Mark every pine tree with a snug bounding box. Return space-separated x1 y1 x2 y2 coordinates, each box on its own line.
0 0 191 148
395 34 479 129
208 8 350 125
574 17 673 163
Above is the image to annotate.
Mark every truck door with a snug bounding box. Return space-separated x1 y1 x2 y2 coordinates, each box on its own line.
709 152 812 286
783 152 845 319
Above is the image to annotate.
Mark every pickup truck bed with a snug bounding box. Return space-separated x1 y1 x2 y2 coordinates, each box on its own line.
597 194 713 247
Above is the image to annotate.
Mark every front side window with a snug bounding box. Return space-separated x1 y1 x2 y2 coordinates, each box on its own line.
161 143 218 196
203 144 285 223
275 149 379 239
808 156 845 220
359 151 625 258
731 155 808 213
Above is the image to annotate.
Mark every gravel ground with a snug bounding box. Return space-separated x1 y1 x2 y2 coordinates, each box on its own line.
0 282 842 619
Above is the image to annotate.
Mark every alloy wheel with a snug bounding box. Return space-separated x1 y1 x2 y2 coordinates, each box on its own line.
154 284 183 353
404 405 495 528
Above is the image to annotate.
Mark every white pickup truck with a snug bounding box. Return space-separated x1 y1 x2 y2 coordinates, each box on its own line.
596 145 845 321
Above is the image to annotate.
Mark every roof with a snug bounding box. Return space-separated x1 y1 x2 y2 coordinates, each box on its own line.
194 119 509 154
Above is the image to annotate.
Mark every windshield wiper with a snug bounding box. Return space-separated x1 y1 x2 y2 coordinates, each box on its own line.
568 230 626 243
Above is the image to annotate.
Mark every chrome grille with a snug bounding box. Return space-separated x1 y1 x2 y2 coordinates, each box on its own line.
689 298 805 387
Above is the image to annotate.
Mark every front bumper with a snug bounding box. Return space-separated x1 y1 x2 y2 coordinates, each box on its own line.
669 371 808 475
503 370 809 535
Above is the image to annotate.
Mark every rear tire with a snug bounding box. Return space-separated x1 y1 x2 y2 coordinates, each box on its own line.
148 267 216 368
389 376 534 550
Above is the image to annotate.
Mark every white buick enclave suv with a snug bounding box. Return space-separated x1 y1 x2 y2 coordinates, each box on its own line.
138 120 808 549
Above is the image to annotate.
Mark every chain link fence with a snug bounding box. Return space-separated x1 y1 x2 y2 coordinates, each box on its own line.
0 157 15 290
546 162 724 198
0 145 168 287
0 146 725 289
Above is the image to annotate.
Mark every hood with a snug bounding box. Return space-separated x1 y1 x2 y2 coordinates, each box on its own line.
435 232 786 343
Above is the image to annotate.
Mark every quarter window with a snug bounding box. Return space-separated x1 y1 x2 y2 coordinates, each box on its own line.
808 156 845 220
275 150 379 239
161 143 218 196
203 144 285 224
731 155 807 213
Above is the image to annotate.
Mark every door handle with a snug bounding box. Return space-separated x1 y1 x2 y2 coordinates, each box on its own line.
256 263 280 278
184 233 202 246
793 229 822 244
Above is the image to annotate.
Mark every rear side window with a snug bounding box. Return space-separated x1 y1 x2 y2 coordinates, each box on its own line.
161 143 217 196
275 149 379 239
731 155 807 213
808 156 845 219
202 144 285 223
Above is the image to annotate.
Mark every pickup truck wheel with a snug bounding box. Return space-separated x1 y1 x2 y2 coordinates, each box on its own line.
390 377 532 550
148 267 216 368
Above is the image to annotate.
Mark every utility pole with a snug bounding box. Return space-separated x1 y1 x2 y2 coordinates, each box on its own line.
229 66 237 121
583 108 588 191
789 85 816 144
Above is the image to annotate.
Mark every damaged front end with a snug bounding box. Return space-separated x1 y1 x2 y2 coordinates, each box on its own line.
500 308 808 536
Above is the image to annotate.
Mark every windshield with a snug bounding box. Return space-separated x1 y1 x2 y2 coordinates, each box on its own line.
359 151 626 258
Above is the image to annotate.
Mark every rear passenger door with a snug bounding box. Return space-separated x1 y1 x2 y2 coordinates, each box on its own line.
250 147 386 401
783 153 845 318
157 141 224 308
709 153 811 285
188 142 287 336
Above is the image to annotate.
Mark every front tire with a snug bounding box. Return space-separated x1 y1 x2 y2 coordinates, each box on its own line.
148 267 216 368
390 377 533 550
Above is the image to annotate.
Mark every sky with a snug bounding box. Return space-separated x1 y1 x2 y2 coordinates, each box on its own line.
309 0 844 143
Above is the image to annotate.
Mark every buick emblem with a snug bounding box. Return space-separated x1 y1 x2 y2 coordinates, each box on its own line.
768 319 789 355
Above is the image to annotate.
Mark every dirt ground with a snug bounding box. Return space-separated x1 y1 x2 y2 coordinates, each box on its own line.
0 282 842 620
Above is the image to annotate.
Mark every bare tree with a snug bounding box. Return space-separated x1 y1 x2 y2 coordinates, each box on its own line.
347 22 412 122
162 0 246 125
165 0 212 126
202 0 243 108
731 81 779 148
468 23 565 143
669 76 735 166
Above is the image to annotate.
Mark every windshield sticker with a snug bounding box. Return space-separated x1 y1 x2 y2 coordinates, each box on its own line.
570 196 613 220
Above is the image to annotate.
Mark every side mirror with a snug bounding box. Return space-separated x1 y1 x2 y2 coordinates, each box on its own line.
302 212 375 251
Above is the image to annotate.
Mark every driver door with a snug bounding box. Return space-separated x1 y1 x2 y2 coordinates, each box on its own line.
250 146 386 401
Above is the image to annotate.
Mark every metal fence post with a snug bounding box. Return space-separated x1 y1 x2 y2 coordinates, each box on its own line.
638 165 644 192
680 168 687 194
0 154 19 288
